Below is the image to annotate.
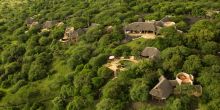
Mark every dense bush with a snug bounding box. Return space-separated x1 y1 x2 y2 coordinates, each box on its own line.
129 78 150 101
0 90 6 100
0 0 220 110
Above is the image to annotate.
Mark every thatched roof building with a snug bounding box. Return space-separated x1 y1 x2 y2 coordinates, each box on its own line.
183 16 201 25
124 21 158 34
141 47 160 60
30 22 40 29
124 16 178 37
150 73 202 100
43 21 57 29
150 76 173 100
160 15 173 22
60 27 87 43
26 17 36 27
56 22 64 27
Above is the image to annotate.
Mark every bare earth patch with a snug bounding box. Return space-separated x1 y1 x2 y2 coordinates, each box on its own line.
104 56 138 79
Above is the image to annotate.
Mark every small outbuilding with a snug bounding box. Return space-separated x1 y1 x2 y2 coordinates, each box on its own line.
30 22 40 29
26 17 35 27
43 21 57 29
59 27 86 43
60 27 77 43
56 22 64 27
141 47 160 60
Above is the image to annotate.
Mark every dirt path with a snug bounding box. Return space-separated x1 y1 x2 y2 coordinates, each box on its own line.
104 56 138 79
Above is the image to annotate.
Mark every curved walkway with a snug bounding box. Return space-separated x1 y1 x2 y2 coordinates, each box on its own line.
104 56 138 79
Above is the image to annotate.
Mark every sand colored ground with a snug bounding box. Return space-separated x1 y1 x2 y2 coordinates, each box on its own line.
127 33 156 39
163 22 175 27
104 56 138 79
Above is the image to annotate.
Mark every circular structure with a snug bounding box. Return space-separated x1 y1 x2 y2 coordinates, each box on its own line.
141 47 160 60
176 72 194 85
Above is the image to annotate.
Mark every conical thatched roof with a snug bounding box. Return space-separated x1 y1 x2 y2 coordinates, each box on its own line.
141 47 160 59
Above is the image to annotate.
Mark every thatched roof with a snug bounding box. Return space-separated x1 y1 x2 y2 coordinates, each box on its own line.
56 22 64 27
141 47 160 59
138 18 145 22
183 16 201 25
155 21 164 27
192 85 202 97
64 27 78 38
169 80 179 87
160 16 173 22
76 28 87 36
62 27 87 40
26 17 35 25
43 21 57 29
30 22 39 29
150 76 173 99
124 22 157 32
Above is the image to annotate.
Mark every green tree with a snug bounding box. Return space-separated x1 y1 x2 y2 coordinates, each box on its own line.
129 78 149 101
83 25 103 42
52 97 66 110
161 46 191 72
183 55 202 74
97 67 113 79
168 98 182 110
1 45 26 63
4 62 20 75
60 84 74 98
161 27 184 47
176 21 188 32
0 90 6 100
113 45 131 57
96 98 124 110
102 78 130 101
187 20 218 48
206 99 220 110
92 77 104 88
66 96 88 110
39 37 49 46
74 69 95 95
201 41 219 54
88 54 108 68
30 102 45 110
50 26 65 39
68 46 93 69
203 55 220 66
28 64 47 81
163 54 183 72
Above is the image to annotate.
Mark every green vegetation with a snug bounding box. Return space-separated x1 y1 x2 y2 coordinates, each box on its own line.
0 0 220 110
